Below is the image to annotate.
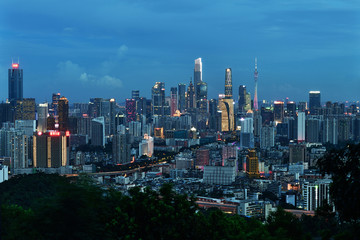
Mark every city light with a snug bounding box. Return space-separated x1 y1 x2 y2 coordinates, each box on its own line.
12 63 19 68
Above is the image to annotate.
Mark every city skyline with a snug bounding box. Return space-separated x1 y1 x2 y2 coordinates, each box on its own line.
1 0 359 103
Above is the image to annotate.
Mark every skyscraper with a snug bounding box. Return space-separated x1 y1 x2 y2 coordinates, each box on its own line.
253 58 259 111
297 112 305 142
196 81 208 113
125 99 136 122
8 62 23 105
273 101 284 123
58 97 69 131
178 83 186 113
238 85 247 113
309 91 321 114
131 90 140 100
37 103 48 132
194 58 202 87
15 98 36 120
219 68 235 132
186 81 196 111
152 82 165 116
170 87 178 116
224 68 233 99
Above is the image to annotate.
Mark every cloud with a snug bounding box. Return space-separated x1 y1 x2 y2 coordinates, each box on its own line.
117 44 128 57
57 60 83 80
80 72 123 88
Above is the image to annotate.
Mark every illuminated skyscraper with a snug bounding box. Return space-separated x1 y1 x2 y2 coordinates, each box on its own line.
186 81 196 111
58 97 69 131
253 58 259 111
152 82 165 115
194 58 202 87
125 99 136 122
238 85 247 112
37 103 48 132
219 68 235 132
297 112 305 142
309 91 321 114
246 149 259 178
196 81 208 113
224 68 232 99
178 83 186 113
273 101 284 123
170 87 178 116
8 62 23 105
33 131 69 168
15 98 36 120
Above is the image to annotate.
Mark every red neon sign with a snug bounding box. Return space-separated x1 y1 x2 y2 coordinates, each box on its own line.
50 131 60 136
12 63 19 69
66 131 70 137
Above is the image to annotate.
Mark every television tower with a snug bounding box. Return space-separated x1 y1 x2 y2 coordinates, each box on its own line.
253 58 259 111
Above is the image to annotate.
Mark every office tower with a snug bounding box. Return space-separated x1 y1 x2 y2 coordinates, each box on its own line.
253 58 259 111
178 83 186 113
37 103 48 132
225 68 232 99
260 125 275 149
132 90 140 100
170 87 178 116
152 82 165 116
297 112 305 142
129 121 141 137
238 85 247 113
15 98 36 120
8 62 23 105
125 99 136 122
302 179 331 211
246 149 259 177
15 120 36 136
309 91 321 114
196 81 208 113
298 102 307 112
253 112 262 137
322 117 338 144
0 102 13 124
219 68 235 132
136 97 147 115
285 117 297 141
186 81 196 111
194 58 202 87
138 134 154 157
273 101 284 123
289 143 306 164
208 99 220 131
114 112 126 131
286 101 296 117
33 131 69 168
0 127 28 171
113 134 131 164
306 117 322 143
51 93 61 116
91 117 105 147
238 117 254 133
109 98 116 135
58 97 69 131
222 145 237 165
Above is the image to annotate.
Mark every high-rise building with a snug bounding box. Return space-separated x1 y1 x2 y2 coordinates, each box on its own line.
58 97 69 131
178 83 186 113
33 131 69 168
186 81 196 111
131 90 140 100
170 87 178 116
289 143 306 164
286 101 296 117
91 117 105 147
138 134 154 157
196 82 208 113
113 134 131 164
246 149 259 178
238 85 247 113
8 63 23 105
219 68 234 132
260 125 275 149
274 101 284 123
297 112 306 142
194 58 202 87
303 179 332 211
152 82 165 116
309 91 321 114
253 58 259 111
224 68 233 99
51 93 61 116
125 99 136 122
0 102 13 124
15 98 36 120
37 103 48 132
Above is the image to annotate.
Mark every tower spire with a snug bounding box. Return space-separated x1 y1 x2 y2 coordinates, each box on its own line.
253 58 259 111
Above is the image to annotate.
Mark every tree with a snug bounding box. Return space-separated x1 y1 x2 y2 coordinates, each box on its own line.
317 144 360 223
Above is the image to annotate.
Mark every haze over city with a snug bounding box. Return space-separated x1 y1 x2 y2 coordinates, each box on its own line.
1 0 359 103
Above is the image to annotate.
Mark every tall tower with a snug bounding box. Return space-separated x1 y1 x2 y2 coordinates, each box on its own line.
58 97 69 131
178 83 186 113
8 62 23 105
219 68 235 132
170 87 178 116
253 58 259 111
225 68 232 99
194 58 202 86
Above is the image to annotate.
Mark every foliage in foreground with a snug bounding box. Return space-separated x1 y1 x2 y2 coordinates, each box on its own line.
0 173 359 239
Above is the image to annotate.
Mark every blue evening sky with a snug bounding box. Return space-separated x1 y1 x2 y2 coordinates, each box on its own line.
0 0 359 103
